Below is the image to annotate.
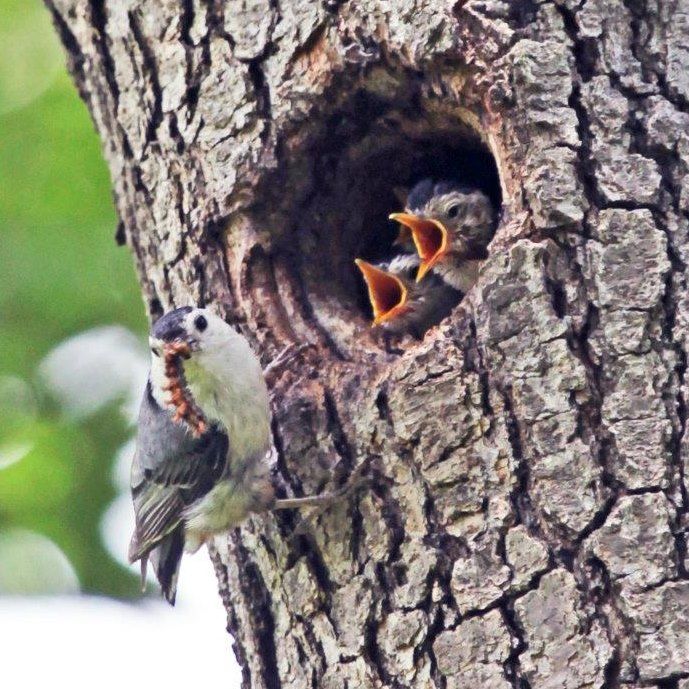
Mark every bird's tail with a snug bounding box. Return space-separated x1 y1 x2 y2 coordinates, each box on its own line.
149 527 184 605
129 527 184 606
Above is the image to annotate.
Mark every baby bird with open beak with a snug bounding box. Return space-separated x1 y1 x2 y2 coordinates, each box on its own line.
390 179 496 292
355 253 460 338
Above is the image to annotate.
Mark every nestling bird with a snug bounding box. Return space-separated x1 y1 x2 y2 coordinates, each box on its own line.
355 254 460 338
355 178 495 335
129 306 362 604
389 179 496 292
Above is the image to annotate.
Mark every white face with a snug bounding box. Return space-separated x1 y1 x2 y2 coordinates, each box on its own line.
179 308 239 354
148 307 242 360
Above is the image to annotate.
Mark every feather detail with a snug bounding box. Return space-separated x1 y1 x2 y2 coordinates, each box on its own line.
136 490 185 554
149 527 184 605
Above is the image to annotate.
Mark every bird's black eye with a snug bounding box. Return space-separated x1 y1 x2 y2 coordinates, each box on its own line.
150 347 160 357
447 204 461 219
194 315 208 332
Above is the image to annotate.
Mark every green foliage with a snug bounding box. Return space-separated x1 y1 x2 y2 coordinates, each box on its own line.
0 0 145 596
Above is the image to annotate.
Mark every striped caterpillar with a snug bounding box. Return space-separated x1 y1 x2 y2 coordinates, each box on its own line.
162 341 208 437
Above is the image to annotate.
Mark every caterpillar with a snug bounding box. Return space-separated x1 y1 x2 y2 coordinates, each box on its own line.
161 341 208 437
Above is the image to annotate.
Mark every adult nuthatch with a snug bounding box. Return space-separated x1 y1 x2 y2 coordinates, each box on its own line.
129 306 361 604
390 179 495 292
355 254 460 338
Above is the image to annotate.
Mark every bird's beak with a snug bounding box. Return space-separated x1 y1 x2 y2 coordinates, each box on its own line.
389 212 449 282
149 336 193 358
355 259 411 325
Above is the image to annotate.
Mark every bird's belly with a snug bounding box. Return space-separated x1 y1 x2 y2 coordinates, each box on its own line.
227 413 271 464
191 379 271 463
182 480 253 549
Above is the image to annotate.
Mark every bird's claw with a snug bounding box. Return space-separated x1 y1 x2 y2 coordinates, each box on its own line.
273 460 371 542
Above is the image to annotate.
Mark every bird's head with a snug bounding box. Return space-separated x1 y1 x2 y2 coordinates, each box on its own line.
149 306 238 360
390 180 495 282
149 306 254 391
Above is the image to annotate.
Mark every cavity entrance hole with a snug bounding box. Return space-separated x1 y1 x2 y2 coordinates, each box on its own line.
252 88 502 346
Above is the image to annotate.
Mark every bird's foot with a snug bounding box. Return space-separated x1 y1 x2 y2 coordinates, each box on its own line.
273 461 371 540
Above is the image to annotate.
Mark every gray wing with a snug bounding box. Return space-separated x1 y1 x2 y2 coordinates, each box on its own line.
128 380 229 562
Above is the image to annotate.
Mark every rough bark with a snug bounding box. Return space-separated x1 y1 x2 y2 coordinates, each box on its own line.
48 0 689 687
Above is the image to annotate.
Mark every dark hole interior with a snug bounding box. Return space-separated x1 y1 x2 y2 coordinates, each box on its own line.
349 141 501 321
258 87 502 339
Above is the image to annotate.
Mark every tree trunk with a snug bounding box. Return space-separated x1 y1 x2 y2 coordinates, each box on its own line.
48 0 689 687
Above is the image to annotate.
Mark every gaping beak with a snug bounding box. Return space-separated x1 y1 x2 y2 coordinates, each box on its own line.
389 212 449 282
355 259 410 325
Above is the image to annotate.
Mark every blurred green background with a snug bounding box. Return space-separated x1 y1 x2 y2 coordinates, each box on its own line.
0 0 146 597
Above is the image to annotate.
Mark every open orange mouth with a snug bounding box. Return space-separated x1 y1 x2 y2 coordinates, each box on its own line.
389 212 449 281
355 259 410 325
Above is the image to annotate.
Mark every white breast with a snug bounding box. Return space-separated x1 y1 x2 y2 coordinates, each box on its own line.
184 338 271 463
